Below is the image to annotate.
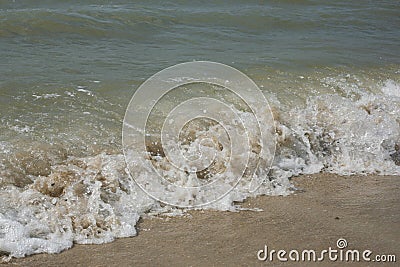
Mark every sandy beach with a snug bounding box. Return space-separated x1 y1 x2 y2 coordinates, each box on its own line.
1 1 400 266
3 173 398 266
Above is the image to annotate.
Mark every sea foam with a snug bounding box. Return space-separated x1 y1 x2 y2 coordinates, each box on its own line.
1 76 399 260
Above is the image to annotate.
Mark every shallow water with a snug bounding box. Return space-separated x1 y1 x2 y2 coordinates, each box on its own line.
1 0 400 259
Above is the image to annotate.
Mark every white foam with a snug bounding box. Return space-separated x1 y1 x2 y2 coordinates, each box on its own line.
382 80 400 98
1 74 400 260
32 93 61 100
76 87 94 96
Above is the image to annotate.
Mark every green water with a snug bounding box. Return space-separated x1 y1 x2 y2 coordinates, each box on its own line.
0 0 399 164
1 0 399 83
1 1 400 258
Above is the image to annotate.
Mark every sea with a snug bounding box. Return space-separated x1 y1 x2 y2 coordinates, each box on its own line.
1 0 399 259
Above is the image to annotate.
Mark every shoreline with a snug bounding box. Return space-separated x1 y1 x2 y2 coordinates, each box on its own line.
4 173 399 266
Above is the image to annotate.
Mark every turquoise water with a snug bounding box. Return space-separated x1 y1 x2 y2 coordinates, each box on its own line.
0 0 400 259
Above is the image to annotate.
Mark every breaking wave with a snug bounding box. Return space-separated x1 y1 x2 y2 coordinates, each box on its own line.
1 73 399 260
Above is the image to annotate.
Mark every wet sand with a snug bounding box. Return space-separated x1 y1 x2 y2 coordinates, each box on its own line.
4 174 400 266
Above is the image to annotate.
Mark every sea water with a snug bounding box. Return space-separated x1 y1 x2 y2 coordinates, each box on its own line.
1 0 399 259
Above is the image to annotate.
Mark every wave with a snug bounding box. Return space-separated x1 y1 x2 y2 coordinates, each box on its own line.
1 74 399 260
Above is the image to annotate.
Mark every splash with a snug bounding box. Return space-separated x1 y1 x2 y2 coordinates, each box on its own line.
1 74 399 260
